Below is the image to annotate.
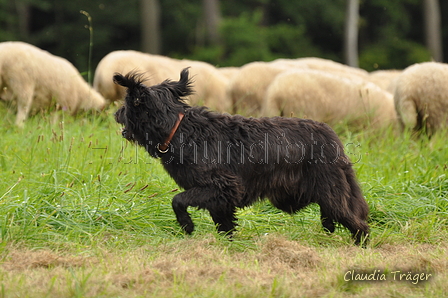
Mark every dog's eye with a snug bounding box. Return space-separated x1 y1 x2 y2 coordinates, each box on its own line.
134 98 140 106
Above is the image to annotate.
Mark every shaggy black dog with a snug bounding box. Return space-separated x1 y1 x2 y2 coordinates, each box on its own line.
114 68 369 245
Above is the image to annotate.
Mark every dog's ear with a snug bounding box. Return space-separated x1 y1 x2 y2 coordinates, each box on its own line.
113 71 146 89
165 67 194 99
113 72 147 105
112 73 127 87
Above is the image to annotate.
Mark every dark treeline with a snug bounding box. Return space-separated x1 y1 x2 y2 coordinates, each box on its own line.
0 0 446 77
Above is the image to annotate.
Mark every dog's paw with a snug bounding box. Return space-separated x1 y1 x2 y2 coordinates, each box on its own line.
181 223 194 235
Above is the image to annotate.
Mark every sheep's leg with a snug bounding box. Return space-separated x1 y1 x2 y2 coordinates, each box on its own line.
15 87 34 127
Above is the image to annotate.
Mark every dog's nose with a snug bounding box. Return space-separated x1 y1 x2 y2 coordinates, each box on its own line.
122 129 127 138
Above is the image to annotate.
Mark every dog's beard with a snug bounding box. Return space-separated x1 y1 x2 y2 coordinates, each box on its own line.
119 124 137 142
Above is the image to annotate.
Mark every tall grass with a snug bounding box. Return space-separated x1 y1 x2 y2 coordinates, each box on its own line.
0 106 447 297
0 106 447 247
0 108 171 246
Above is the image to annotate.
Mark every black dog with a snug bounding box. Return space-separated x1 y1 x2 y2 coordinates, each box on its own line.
114 68 369 245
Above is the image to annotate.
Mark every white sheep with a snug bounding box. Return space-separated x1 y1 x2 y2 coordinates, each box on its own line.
179 59 231 112
94 51 231 112
263 69 397 129
227 61 293 116
228 58 370 117
0 41 106 126
93 50 179 103
369 69 402 93
394 62 448 135
218 66 240 79
272 57 370 79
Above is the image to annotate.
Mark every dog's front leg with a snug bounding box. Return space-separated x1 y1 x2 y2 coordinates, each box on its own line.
172 191 196 234
171 187 238 236
172 187 218 234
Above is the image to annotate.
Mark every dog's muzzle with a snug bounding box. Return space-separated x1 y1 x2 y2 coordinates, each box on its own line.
121 129 127 138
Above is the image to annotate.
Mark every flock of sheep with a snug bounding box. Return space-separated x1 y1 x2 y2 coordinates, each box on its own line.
1 41 447 135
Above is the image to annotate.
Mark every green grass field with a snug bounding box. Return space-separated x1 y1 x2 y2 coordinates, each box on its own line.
0 105 447 297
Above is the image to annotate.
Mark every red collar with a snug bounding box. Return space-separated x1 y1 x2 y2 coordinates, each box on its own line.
157 113 184 153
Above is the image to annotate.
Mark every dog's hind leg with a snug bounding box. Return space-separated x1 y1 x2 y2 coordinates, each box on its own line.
208 203 237 235
320 209 335 233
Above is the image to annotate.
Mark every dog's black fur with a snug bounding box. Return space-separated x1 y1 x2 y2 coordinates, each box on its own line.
114 68 369 245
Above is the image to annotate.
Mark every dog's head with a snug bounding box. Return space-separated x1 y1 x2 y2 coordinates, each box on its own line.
113 68 193 143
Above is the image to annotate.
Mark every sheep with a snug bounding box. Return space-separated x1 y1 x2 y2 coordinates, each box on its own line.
0 41 106 127
262 69 397 130
94 51 231 112
272 57 370 79
227 61 293 116
179 59 232 112
369 69 402 93
228 58 370 117
93 50 179 103
217 66 240 79
394 62 448 135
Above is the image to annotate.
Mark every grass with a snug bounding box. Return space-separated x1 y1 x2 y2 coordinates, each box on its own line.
0 105 447 297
